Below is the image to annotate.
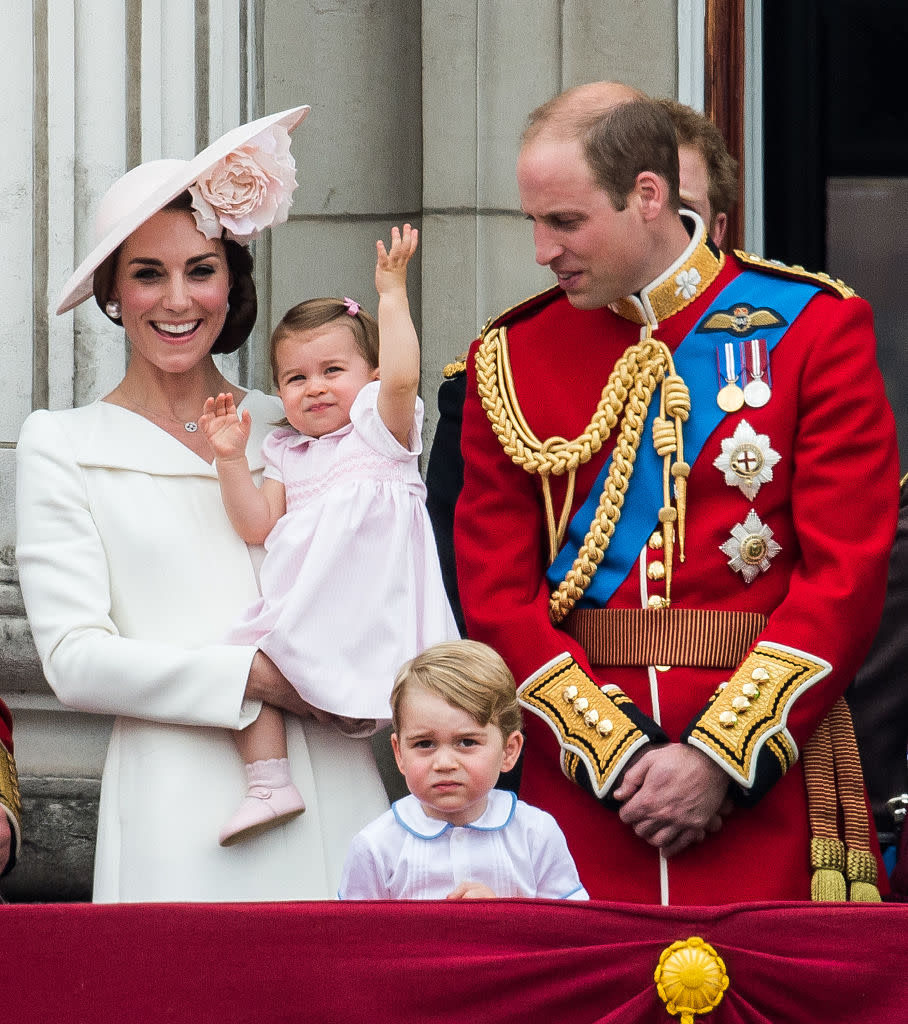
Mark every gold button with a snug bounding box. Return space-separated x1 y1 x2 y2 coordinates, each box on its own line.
647 560 666 581
731 696 751 713
655 664 671 672
562 685 578 702
648 532 664 551
647 594 668 609
573 697 590 714
719 711 738 728
597 719 614 736
741 682 760 698
751 667 770 683
583 708 600 727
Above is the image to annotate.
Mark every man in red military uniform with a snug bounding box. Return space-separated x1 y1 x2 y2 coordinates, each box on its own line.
455 82 898 904
0 701 20 875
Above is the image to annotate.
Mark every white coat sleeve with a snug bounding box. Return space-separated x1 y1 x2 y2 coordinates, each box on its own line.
15 410 262 729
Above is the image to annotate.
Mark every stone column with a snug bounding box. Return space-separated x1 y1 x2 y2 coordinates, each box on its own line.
418 0 678 442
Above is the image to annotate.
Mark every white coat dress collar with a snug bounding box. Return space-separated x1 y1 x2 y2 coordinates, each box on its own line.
72 389 282 476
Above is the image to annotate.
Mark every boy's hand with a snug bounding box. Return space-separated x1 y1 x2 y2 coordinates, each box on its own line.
446 881 497 900
200 392 252 462
375 223 418 296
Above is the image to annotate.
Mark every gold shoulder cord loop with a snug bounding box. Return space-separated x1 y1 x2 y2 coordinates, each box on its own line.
475 324 690 624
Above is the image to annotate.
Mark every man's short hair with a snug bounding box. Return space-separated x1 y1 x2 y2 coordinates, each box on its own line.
524 90 682 211
657 98 739 218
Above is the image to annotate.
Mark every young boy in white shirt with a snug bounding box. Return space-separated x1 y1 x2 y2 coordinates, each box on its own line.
339 640 588 900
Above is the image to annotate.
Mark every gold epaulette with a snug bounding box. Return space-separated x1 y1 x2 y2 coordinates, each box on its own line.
734 250 858 299
478 285 562 339
442 356 468 378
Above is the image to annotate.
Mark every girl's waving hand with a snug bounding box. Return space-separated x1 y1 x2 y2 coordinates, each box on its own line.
375 224 420 447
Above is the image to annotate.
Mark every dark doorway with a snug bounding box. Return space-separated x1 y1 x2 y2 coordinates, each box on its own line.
762 0 908 467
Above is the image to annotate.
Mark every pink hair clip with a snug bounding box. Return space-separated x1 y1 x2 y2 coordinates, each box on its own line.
343 297 360 316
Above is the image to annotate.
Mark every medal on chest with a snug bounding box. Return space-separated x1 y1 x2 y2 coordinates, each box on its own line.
715 341 745 412
713 420 781 500
742 337 772 408
720 509 781 584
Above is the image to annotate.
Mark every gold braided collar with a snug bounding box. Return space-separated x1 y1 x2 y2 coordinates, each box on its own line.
610 214 724 326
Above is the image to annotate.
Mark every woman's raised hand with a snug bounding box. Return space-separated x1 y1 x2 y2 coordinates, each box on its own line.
200 392 252 462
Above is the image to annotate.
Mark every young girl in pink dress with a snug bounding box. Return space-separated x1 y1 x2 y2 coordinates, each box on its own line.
201 224 458 845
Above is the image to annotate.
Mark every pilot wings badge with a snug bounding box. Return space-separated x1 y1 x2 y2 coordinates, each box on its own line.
698 303 787 337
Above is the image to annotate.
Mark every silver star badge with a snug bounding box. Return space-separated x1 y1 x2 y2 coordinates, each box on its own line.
720 509 781 584
713 420 781 500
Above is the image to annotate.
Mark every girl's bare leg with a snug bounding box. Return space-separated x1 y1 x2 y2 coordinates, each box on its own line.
234 702 288 762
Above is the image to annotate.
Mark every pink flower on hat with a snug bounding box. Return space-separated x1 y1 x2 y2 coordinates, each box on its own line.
188 124 298 243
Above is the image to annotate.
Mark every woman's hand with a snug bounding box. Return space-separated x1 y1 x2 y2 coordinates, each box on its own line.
245 651 326 720
245 652 375 734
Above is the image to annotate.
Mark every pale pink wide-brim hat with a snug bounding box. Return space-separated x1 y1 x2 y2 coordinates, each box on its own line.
56 104 310 315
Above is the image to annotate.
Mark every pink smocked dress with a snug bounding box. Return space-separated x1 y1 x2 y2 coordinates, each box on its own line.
229 380 459 720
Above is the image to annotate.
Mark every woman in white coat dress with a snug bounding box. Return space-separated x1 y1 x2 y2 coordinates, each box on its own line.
15 108 389 902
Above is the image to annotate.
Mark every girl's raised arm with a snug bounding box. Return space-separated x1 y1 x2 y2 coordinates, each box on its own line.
200 392 286 544
375 224 420 447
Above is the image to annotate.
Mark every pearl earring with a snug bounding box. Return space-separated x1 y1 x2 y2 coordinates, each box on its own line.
105 301 121 319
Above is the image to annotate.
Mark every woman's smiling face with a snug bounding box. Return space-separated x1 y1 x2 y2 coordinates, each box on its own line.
110 207 232 374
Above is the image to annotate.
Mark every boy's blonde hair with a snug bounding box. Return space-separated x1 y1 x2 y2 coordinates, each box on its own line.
391 640 522 741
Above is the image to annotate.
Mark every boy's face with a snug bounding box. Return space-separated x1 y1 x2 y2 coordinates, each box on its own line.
391 685 523 827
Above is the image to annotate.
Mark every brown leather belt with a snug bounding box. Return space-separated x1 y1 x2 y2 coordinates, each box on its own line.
563 607 767 669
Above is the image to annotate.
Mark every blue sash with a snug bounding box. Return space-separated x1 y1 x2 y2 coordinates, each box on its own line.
545 271 819 605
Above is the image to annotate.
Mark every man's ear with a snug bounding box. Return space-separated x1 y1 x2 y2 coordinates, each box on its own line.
633 170 669 221
711 211 728 250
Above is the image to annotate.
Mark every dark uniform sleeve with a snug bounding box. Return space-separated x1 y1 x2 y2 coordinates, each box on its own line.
847 476 908 841
425 371 468 637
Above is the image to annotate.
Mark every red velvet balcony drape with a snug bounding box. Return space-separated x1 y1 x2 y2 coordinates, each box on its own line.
4 899 906 1022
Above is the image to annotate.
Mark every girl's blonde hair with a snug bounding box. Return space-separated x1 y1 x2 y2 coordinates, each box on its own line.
270 297 379 385
391 640 523 741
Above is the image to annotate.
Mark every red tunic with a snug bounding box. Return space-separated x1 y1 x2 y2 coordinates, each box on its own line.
455 239 898 904
0 697 19 874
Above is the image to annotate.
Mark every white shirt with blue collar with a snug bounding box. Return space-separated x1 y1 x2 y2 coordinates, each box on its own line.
338 789 589 900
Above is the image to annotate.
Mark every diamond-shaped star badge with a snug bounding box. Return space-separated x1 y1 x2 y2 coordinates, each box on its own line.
713 420 781 500
720 509 781 584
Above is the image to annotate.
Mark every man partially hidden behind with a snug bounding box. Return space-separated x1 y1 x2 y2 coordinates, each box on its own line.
453 82 897 904
657 97 738 251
